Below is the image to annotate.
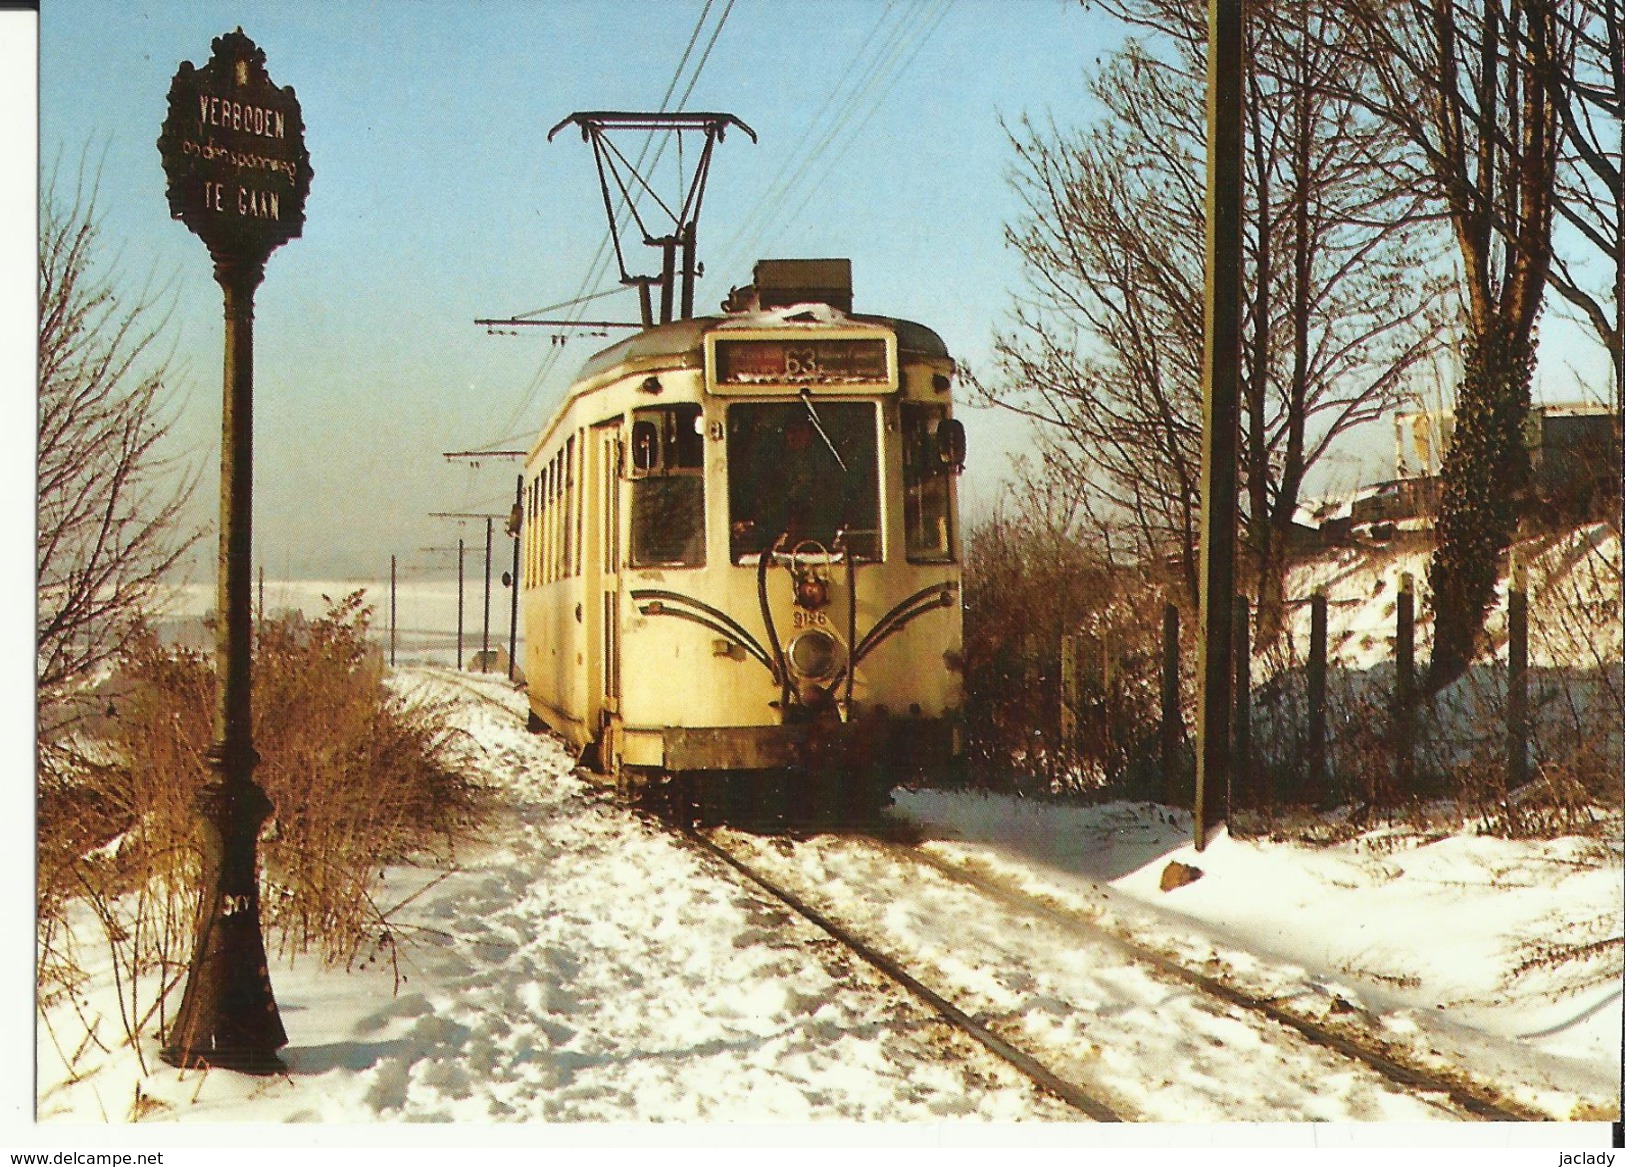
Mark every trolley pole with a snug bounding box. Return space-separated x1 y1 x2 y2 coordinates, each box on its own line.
1194 0 1245 852
157 30 310 1073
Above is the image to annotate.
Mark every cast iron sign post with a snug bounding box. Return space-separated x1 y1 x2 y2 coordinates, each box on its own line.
157 28 312 1073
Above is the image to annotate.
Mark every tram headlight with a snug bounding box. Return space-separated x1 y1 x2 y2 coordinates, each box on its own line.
786 628 845 683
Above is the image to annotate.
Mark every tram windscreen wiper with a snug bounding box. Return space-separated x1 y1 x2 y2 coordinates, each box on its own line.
800 390 849 473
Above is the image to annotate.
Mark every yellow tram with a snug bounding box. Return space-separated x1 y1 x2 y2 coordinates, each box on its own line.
520 259 965 801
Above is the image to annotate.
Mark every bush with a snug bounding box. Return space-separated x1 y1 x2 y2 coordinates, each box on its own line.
37 594 478 1071
962 493 1189 797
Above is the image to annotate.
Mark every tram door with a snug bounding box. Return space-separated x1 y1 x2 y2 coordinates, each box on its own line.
589 420 623 762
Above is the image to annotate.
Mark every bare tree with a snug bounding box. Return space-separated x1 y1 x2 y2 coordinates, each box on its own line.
37 155 199 749
1337 0 1563 688
1533 0 1622 398
982 6 1445 638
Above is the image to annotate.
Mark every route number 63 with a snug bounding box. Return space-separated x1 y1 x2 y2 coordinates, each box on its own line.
784 347 820 378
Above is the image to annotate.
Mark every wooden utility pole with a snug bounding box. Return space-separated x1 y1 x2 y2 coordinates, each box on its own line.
430 512 507 671
439 450 527 675
1394 572 1416 796
1195 0 1245 851
483 516 493 669
1232 594 1251 817
1162 604 1182 803
1507 558 1529 794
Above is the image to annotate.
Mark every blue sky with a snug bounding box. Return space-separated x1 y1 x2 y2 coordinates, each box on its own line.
37 0 1123 581
33 1 1613 584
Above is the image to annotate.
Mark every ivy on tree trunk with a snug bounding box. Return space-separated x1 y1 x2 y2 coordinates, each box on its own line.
1425 317 1535 690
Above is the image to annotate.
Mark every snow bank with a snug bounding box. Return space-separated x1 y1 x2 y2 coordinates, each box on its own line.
894 789 1622 1121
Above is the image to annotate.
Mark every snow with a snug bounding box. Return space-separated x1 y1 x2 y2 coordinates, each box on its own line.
34 673 1076 1127
1279 523 1621 671
28 543 1623 1146
30 668 1620 1141
714 302 854 329
890 792 1621 1114
163 579 523 669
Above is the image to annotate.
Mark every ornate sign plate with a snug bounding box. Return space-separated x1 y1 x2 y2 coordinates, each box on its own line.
158 28 312 263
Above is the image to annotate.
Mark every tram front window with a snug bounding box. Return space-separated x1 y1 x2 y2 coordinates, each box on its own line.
728 401 880 562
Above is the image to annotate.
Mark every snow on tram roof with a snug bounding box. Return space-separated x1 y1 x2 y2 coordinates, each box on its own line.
575 305 952 382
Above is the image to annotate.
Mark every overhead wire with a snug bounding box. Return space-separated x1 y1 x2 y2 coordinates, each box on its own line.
712 0 920 278
770 0 954 248
713 0 953 280
477 0 945 455
476 0 733 452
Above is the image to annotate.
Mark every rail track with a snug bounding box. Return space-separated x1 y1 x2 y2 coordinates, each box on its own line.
682 825 1128 1119
847 834 1542 1121
419 666 1541 1122
426 670 1124 1116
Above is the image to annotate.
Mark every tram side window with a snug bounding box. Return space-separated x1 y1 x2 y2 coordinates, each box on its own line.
563 435 575 578
628 403 705 568
728 401 880 562
903 402 954 562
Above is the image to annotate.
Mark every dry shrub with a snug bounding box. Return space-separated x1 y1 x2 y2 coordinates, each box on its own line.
250 593 477 960
962 492 1187 797
37 593 478 1067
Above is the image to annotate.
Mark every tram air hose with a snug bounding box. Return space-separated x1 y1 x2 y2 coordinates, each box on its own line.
844 544 857 712
759 531 790 709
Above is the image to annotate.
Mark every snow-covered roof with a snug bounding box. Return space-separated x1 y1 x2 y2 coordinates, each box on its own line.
574 309 951 383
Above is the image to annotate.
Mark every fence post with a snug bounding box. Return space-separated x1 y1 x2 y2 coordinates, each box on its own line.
1099 630 1114 779
1060 633 1078 748
1507 559 1529 794
1394 572 1415 799
1308 587 1327 804
1232 594 1250 817
1162 603 1181 804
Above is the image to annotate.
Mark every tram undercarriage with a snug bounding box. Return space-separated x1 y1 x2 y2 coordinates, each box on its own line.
607 713 963 829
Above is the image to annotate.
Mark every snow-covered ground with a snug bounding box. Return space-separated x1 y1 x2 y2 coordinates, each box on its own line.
889 792 1621 1115
1280 522 1621 670
32 669 1621 1140
30 536 1622 1146
36 672 1075 1126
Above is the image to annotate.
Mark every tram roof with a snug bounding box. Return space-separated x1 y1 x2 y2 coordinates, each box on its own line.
574 312 952 383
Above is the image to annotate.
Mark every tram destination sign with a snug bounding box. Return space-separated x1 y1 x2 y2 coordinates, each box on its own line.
709 335 895 394
158 28 312 263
